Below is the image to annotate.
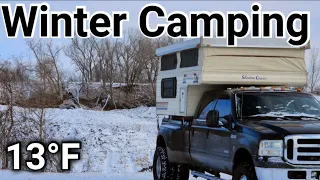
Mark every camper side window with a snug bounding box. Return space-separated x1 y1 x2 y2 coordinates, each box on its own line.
161 54 177 71
161 78 177 98
180 48 198 68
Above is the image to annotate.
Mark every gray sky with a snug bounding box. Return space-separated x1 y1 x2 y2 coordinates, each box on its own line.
0 1 318 73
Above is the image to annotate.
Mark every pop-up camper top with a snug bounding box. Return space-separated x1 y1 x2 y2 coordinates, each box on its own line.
155 37 310 116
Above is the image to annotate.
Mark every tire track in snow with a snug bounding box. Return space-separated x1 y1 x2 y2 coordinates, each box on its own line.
105 150 114 173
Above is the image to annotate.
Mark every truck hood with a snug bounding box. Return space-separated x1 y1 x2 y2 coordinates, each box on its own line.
244 120 320 137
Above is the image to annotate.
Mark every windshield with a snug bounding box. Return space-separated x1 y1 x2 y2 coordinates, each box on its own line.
235 92 320 120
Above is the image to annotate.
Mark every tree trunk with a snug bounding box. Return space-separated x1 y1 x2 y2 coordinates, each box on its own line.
1 146 8 169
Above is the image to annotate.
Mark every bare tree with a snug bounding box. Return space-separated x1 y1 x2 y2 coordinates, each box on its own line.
12 107 62 172
64 37 99 82
26 39 63 100
117 29 148 93
0 60 27 168
62 29 184 108
64 37 100 97
308 48 320 93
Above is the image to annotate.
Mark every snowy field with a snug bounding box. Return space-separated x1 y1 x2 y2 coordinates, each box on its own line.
45 106 158 173
0 170 153 180
0 170 232 180
0 106 157 179
31 106 157 173
0 105 234 179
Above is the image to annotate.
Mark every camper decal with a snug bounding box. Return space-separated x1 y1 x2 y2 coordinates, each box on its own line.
156 102 169 110
183 74 199 84
183 74 187 83
182 77 186 84
193 75 198 83
242 75 267 81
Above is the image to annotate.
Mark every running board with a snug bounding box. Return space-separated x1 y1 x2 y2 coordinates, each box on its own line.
191 171 225 180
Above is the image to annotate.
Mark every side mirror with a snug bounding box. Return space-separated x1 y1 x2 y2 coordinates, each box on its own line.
206 110 219 127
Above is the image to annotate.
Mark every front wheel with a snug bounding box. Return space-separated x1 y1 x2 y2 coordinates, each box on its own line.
232 162 257 180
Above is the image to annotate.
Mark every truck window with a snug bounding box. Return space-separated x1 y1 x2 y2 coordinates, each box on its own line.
199 99 218 119
161 54 177 71
198 95 231 120
236 92 320 119
214 99 232 120
161 77 177 98
180 48 198 68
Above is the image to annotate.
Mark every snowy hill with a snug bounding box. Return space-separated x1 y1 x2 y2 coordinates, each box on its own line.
46 106 158 173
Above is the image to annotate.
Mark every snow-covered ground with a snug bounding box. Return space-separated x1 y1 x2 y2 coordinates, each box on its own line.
0 106 158 179
0 105 233 179
44 106 157 173
0 170 232 180
0 170 153 180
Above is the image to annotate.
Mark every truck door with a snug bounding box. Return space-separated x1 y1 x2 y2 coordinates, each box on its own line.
189 117 209 167
203 94 233 172
189 96 219 167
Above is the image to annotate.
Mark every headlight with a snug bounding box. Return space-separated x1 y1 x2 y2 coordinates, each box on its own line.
258 140 283 157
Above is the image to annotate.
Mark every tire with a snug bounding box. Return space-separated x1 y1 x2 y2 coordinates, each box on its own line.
153 146 189 180
153 147 170 180
232 162 257 180
170 163 189 180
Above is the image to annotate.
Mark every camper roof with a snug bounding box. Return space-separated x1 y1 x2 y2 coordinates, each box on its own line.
156 37 310 56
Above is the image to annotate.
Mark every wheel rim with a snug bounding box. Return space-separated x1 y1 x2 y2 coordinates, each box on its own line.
240 175 247 180
156 156 162 179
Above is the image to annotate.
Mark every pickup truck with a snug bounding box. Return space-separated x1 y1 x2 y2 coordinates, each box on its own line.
153 88 320 180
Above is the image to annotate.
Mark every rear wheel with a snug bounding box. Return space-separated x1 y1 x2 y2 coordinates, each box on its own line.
153 146 189 180
232 162 257 180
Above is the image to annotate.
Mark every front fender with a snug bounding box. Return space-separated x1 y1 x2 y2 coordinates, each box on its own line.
232 132 260 161
157 123 189 163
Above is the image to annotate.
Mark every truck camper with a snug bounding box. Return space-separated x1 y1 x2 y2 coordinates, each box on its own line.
152 37 320 180
156 37 308 117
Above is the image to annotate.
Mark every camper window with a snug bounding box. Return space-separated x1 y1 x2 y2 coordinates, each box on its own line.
180 48 198 68
161 54 177 71
161 77 177 98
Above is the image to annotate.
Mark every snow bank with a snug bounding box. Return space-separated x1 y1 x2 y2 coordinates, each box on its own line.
0 170 153 180
45 106 158 173
0 105 158 173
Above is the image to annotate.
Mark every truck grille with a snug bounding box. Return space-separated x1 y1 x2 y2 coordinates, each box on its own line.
284 135 320 165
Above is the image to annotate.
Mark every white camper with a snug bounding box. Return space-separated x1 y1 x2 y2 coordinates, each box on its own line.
155 37 310 117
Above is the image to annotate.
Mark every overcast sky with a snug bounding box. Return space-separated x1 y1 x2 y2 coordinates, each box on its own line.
0 1 319 73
